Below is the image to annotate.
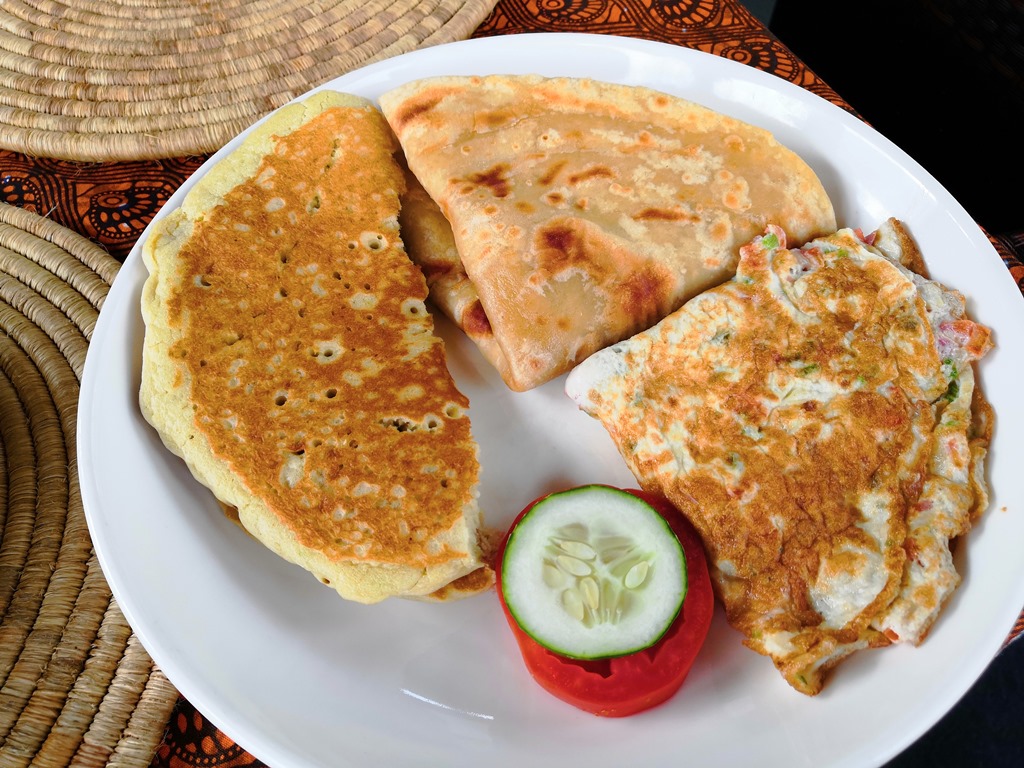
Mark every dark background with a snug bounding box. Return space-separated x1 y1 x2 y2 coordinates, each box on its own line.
756 1 1024 765
768 0 1023 238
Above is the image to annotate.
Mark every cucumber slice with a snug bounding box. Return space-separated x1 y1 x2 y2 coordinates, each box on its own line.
500 485 687 660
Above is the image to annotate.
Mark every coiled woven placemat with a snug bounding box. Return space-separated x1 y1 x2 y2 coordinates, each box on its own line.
0 0 498 162
0 202 177 767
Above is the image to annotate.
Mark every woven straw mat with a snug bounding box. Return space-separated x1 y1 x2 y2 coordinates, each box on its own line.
0 0 499 162
0 202 177 768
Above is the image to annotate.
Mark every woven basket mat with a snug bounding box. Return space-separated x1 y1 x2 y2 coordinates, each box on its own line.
0 0 499 162
0 202 177 768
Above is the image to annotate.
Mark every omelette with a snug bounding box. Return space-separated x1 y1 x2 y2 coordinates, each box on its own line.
565 219 993 694
379 74 836 391
140 90 491 604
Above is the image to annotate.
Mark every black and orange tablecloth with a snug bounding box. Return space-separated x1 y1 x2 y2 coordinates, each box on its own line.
1 2 1021 768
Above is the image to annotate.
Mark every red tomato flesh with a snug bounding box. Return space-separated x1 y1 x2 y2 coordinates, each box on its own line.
496 487 714 717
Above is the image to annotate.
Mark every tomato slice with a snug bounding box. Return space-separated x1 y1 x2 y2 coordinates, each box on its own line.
496 487 714 717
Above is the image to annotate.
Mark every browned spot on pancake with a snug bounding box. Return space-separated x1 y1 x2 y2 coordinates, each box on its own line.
544 192 564 206
449 564 494 592
568 166 614 185
634 207 691 222
723 183 750 211
391 95 442 131
479 108 516 128
709 218 730 243
459 164 511 199
538 159 567 187
462 299 492 337
515 201 535 215
534 220 609 283
724 134 746 151
424 564 495 601
618 265 670 323
537 223 577 269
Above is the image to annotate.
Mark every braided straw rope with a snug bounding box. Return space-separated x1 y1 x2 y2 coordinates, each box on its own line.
0 0 499 161
0 202 178 767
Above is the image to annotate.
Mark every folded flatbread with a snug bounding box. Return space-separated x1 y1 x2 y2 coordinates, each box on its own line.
140 90 492 604
380 75 837 391
566 219 993 694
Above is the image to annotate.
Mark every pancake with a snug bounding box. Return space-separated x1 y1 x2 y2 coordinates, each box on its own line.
140 90 491 604
565 219 993 694
379 74 837 391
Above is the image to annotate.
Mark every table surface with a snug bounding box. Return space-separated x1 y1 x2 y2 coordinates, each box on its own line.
2 1 1021 767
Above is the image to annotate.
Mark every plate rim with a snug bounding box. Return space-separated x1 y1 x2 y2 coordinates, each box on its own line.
79 31 1024 768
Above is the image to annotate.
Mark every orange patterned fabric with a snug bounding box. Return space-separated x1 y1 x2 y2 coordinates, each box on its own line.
0 1 1017 766
994 231 1024 296
0 153 203 263
153 702 261 768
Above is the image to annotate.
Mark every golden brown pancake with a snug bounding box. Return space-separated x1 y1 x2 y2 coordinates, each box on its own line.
566 219 993 694
380 74 837 391
140 91 490 604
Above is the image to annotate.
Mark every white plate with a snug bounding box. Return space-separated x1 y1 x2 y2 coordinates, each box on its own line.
79 33 1024 768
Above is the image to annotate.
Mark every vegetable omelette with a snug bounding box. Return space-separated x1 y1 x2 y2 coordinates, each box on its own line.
566 219 993 694
140 91 491 604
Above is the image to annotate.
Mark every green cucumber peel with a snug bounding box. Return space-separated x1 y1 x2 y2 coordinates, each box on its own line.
501 485 687 660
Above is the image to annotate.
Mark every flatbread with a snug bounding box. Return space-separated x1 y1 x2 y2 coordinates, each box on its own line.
380 74 837 391
566 220 993 694
140 90 491 604
398 168 507 373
